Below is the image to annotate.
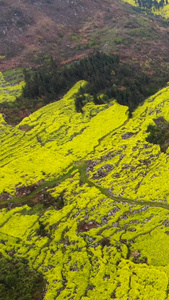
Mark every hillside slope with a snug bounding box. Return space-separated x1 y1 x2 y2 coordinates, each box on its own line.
1 0 169 75
1 80 169 298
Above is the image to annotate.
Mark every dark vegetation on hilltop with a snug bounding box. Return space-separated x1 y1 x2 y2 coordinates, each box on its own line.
23 51 150 114
0 256 45 300
21 52 165 114
135 0 168 10
1 52 169 124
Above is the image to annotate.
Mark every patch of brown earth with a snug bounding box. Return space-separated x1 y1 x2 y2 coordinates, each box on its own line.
78 221 98 232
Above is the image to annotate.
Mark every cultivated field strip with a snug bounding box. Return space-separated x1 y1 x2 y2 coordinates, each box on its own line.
1 76 169 298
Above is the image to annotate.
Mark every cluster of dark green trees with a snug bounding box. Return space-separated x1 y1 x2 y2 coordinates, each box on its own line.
135 0 168 9
21 52 165 115
0 256 45 300
22 52 120 103
146 117 169 152
1 52 169 124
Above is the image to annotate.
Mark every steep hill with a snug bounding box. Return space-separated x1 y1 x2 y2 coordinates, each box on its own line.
1 0 169 74
1 79 169 298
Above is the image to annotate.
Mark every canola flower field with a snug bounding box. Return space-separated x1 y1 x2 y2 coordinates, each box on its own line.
1 72 169 299
0 69 24 103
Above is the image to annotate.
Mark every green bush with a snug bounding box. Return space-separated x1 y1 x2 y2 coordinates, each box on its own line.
0 256 45 300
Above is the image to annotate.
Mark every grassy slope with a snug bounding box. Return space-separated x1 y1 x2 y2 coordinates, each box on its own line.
2 79 169 298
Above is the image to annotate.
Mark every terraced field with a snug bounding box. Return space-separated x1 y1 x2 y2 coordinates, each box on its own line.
1 74 169 299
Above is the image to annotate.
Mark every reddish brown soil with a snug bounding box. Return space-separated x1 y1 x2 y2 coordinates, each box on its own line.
1 0 169 72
